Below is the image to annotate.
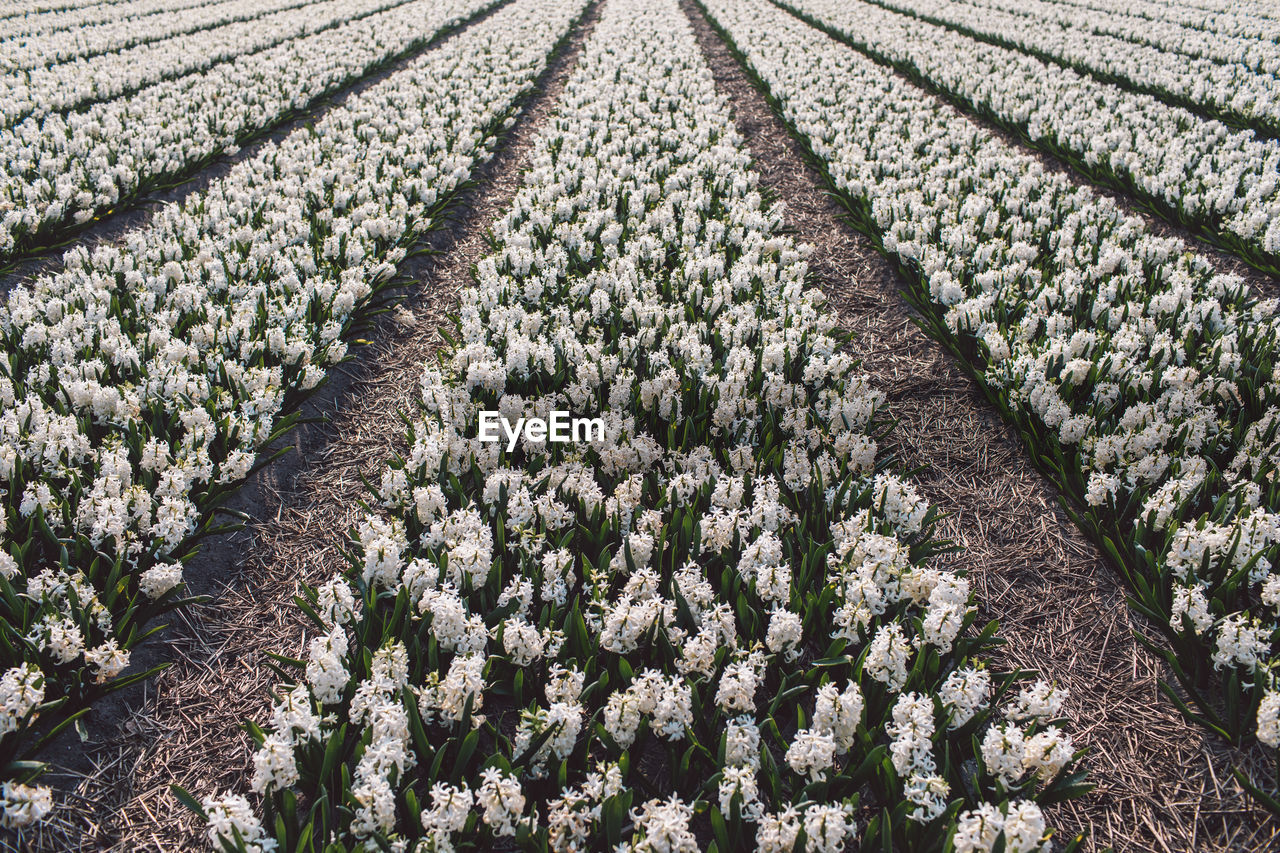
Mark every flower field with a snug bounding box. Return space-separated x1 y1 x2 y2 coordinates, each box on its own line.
0 0 1278 850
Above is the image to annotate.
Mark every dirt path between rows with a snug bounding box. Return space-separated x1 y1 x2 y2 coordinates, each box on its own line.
680 1 1280 850
7 4 600 850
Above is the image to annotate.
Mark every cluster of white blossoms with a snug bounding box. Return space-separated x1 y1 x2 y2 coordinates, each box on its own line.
1014 0 1280 45
1 0 323 72
0 782 53 830
784 0 1280 267
0 0 495 261
0 663 43 740
949 0 1280 74
0 0 586 827
222 0 1081 850
0 0 421 122
203 793 278 853
0 0 219 39
704 0 1280 760
869 0 1280 136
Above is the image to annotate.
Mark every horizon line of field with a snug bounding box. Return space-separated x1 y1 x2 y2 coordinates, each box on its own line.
888 0 1280 75
0 0 140 26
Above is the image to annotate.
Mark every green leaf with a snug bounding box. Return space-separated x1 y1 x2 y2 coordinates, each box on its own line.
170 784 208 820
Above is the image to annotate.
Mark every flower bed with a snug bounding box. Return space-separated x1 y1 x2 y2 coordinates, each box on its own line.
701 0 1280 804
2 0 321 71
0 0 220 39
198 0 1088 849
860 0 1280 138
0 0 421 123
0 0 497 264
0 0 586 826
930 0 1280 74
778 0 1280 274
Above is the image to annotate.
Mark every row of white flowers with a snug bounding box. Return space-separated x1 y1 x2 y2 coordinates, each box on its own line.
1030 0 1280 42
204 0 1086 850
952 0 1280 74
703 0 1280 786
862 0 1280 138
0 0 582 829
1103 0 1280 32
0 0 218 38
1 0 323 72
777 0 1280 271
0 0 496 264
1 0 421 126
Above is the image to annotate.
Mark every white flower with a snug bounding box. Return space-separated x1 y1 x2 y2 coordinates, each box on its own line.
203 793 277 853
0 551 17 581
785 728 837 781
0 664 44 735
952 802 1004 853
648 675 693 742
477 768 526 836
765 607 803 660
801 802 857 853
1000 800 1051 853
886 692 937 777
251 734 299 795
940 666 990 728
0 783 53 829
1258 690 1280 749
953 799 1050 853
138 562 183 599
31 616 84 665
1006 681 1067 724
84 640 130 682
902 772 950 823
981 722 1027 785
1023 726 1074 782
420 781 474 841
315 576 358 626
305 625 350 706
1171 585 1214 636
756 805 802 853
513 701 582 777
628 795 698 853
418 653 487 725
865 622 912 690
812 680 864 753
718 764 761 820
1212 613 1272 671
725 716 762 769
